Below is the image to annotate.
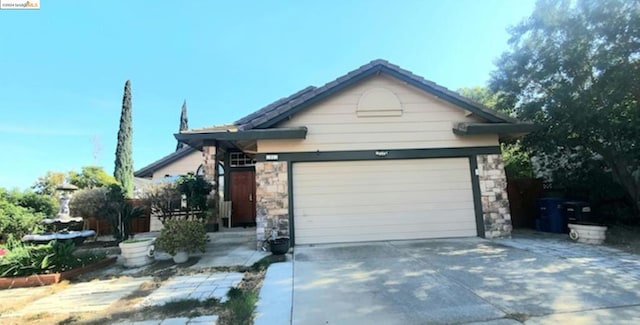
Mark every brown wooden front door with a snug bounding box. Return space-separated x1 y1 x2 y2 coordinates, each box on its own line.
230 170 256 226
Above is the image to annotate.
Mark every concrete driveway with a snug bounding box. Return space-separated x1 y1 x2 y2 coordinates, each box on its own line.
292 238 640 324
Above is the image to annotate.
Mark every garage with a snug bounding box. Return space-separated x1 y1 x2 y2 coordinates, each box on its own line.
293 157 477 244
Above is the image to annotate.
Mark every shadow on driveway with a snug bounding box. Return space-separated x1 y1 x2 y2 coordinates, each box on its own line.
292 238 640 324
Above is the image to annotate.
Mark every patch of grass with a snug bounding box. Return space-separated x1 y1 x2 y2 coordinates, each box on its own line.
203 297 221 308
505 312 529 322
160 299 202 315
222 287 258 325
153 296 224 319
251 254 286 272
57 315 80 325
605 225 640 255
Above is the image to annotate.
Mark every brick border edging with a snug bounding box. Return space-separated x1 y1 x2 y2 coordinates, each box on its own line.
0 256 117 289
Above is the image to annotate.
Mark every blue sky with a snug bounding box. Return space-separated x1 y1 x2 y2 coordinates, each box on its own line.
0 0 535 190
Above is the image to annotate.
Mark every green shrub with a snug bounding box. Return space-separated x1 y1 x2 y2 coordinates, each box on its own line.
176 174 213 218
224 288 257 325
155 219 207 255
70 185 146 241
0 236 54 276
502 143 533 179
70 187 109 219
17 191 58 216
0 238 106 277
0 199 45 243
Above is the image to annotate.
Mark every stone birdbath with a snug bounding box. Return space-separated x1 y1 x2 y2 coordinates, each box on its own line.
22 184 96 245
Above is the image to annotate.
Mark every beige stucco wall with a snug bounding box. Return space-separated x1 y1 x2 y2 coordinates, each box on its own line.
151 150 203 180
257 75 499 153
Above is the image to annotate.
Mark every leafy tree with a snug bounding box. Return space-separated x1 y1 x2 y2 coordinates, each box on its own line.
491 0 640 215
457 87 502 114
32 171 66 197
176 174 213 219
0 188 46 243
140 182 182 224
176 100 189 151
458 86 534 179
69 187 109 219
70 184 145 241
17 191 58 216
68 166 117 189
114 80 134 198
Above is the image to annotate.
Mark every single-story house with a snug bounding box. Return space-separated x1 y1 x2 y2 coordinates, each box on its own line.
134 146 204 181
134 146 207 231
176 59 535 246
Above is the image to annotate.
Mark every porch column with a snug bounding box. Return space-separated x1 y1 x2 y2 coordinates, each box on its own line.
202 144 220 225
477 154 512 238
202 145 217 183
255 161 289 249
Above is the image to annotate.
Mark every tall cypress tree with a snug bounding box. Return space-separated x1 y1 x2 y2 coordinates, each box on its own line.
114 80 134 198
176 100 189 151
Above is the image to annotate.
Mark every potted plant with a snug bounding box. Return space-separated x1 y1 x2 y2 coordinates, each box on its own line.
155 219 207 263
119 237 155 267
117 201 153 267
269 237 290 255
266 228 290 255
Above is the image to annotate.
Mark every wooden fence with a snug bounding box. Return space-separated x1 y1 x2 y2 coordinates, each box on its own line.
507 178 544 229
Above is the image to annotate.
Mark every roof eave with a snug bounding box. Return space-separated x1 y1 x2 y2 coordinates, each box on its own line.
452 122 538 137
134 147 197 177
174 127 308 150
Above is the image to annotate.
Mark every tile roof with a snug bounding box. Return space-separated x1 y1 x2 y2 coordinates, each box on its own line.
134 146 198 178
234 86 316 131
234 59 517 131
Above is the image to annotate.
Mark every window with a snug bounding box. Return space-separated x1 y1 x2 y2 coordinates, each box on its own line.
229 152 256 167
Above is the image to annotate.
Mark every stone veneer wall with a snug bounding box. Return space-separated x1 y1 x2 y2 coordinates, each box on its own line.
201 145 220 225
255 161 289 247
477 154 512 238
201 146 216 183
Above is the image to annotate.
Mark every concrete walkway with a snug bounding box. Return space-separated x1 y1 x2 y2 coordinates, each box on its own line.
0 229 263 324
192 229 268 269
255 257 293 325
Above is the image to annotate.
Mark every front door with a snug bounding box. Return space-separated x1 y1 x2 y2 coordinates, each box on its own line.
230 170 256 227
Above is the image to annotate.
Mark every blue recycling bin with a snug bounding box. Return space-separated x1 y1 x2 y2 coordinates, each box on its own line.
536 198 566 233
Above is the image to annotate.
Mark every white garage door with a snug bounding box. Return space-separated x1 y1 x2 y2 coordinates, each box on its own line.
293 158 477 244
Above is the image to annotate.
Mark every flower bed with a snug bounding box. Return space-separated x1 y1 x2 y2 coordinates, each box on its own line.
0 256 116 289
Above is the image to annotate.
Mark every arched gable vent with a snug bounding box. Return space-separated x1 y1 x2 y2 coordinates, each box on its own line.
356 87 403 117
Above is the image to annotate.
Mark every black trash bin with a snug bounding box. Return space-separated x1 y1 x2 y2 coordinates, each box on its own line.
564 201 591 224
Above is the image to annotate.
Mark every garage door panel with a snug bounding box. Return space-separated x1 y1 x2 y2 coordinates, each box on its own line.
298 159 466 172
294 201 475 215
297 169 471 183
295 181 473 195
297 168 470 179
300 224 476 239
295 209 476 227
297 228 477 245
293 158 477 244
294 189 474 207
